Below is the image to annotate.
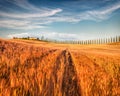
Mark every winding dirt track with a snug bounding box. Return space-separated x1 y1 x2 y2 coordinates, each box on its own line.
0 39 120 96
56 50 81 96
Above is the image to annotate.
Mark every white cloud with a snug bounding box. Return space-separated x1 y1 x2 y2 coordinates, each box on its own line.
0 19 45 29
6 0 42 11
0 0 120 30
8 33 29 38
86 2 120 21
40 1 120 23
7 32 80 40
59 2 120 23
0 0 62 30
41 32 79 40
0 8 62 19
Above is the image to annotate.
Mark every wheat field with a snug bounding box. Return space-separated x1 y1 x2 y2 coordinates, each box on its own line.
0 39 120 96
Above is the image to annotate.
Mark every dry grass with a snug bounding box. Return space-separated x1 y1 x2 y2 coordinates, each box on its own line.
0 39 120 96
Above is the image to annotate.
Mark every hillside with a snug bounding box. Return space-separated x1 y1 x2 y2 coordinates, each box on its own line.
0 39 120 96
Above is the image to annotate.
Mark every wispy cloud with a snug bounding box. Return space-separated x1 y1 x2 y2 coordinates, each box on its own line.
0 19 45 29
62 1 120 22
0 0 62 29
6 0 41 11
0 8 62 19
0 0 120 30
86 2 120 21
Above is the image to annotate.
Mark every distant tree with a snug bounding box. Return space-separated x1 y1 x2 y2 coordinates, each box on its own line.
13 37 16 39
80 41 82 44
113 37 115 42
110 37 112 43
27 36 30 39
118 36 120 42
88 40 89 44
41 36 44 40
96 39 98 44
37 38 39 40
98 39 100 44
90 40 92 44
102 38 104 44
79 41 80 44
116 36 119 42
84 40 86 45
106 38 108 44
92 40 94 44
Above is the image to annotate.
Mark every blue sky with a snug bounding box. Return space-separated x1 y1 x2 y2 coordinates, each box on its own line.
0 0 120 40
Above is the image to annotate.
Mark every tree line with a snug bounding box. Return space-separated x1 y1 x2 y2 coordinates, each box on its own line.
13 36 120 44
51 36 120 44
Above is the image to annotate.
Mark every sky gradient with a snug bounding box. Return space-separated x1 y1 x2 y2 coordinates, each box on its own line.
0 0 120 40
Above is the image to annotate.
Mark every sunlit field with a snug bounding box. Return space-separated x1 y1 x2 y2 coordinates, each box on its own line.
0 39 120 96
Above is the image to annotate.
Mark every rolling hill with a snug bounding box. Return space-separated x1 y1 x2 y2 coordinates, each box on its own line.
0 39 120 96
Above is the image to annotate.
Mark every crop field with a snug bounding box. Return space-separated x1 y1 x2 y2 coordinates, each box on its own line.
0 39 120 96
